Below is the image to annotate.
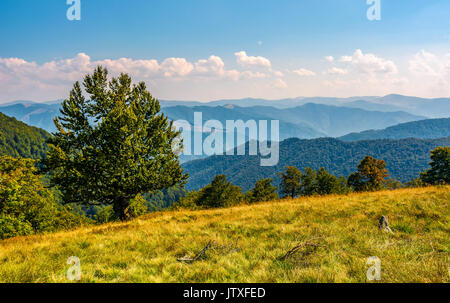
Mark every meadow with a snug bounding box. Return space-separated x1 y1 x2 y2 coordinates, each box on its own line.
0 186 448 283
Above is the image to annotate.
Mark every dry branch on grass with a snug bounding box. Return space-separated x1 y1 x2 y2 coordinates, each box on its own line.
177 241 213 263
278 237 323 261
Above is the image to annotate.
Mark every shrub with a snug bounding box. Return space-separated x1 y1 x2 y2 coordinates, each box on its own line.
246 178 279 203
0 156 88 239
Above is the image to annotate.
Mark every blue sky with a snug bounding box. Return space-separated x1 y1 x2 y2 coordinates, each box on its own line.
1 0 450 102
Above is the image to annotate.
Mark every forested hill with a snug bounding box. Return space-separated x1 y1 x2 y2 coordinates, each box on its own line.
0 112 50 159
339 118 450 141
182 137 450 191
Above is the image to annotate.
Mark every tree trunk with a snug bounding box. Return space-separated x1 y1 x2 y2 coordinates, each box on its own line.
113 196 130 221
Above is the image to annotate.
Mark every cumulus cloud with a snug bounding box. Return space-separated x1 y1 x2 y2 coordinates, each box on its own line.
409 50 450 77
272 78 287 89
194 55 240 80
0 52 280 101
292 68 316 76
324 56 334 63
326 67 348 75
241 71 267 79
160 58 194 78
339 49 398 75
234 51 271 68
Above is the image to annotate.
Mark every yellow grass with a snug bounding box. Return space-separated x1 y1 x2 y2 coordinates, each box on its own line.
0 186 449 283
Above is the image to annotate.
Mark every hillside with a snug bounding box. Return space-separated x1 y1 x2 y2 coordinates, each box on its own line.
0 187 448 283
0 102 61 133
183 137 450 191
339 118 450 141
0 112 50 159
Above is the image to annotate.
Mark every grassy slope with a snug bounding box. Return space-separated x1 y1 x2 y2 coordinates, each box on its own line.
0 186 449 283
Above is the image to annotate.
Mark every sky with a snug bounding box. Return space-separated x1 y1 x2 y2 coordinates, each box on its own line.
0 0 450 102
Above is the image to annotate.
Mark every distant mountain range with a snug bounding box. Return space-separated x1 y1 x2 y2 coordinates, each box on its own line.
339 118 450 141
161 94 450 118
0 96 428 137
0 104 448 192
0 94 448 165
0 112 50 159
182 137 450 191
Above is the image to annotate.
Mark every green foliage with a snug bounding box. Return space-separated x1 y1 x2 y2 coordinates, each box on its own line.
246 178 279 203
279 166 302 198
94 194 147 223
404 178 425 188
176 175 244 209
0 214 34 239
144 186 186 212
280 166 349 198
95 206 115 224
173 190 201 210
0 156 86 239
127 194 148 218
197 175 244 208
384 179 404 190
420 146 450 185
348 156 389 192
316 167 349 195
0 112 50 159
40 67 187 220
301 167 317 196
184 137 450 191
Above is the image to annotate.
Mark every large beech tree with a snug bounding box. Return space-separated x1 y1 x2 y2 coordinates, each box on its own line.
41 67 187 220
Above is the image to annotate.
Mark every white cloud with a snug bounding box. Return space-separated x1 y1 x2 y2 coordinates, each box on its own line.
272 78 287 89
326 67 348 75
234 51 271 68
98 57 160 78
292 68 316 76
160 58 194 78
241 71 267 79
324 56 334 62
272 70 284 77
194 55 240 80
339 49 398 75
409 50 450 77
2 49 450 102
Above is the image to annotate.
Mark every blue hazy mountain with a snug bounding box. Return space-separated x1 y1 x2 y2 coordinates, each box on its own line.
339 118 450 141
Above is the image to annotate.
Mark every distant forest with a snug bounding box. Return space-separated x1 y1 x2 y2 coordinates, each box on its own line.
0 112 50 159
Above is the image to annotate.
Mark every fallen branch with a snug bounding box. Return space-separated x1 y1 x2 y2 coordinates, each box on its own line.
177 241 213 263
278 237 322 261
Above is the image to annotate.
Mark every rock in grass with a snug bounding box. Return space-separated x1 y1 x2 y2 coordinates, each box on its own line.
378 216 393 233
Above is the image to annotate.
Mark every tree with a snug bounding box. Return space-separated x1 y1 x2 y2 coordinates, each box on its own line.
316 167 343 195
347 156 389 192
279 166 302 198
0 156 84 239
301 166 317 196
420 147 450 185
247 178 279 203
196 175 244 208
40 67 187 220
